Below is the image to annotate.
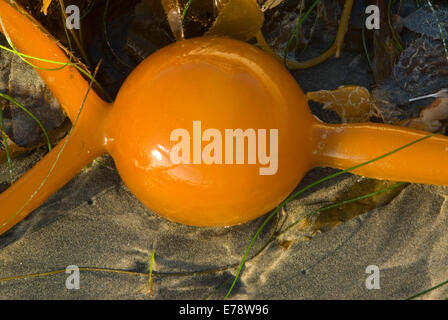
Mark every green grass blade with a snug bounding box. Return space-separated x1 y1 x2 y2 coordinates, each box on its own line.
182 0 194 21
0 108 13 183
426 0 448 63
406 279 448 300
0 93 52 152
148 249 155 296
387 0 404 51
103 0 132 69
283 0 321 67
362 9 373 70
0 13 72 72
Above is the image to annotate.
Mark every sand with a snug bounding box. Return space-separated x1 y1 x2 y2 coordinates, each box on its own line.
0 153 447 299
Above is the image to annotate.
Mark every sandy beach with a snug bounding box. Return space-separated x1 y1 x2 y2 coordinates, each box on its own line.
1 149 447 299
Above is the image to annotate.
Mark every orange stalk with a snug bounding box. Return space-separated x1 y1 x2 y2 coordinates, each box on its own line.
312 122 448 185
0 0 108 234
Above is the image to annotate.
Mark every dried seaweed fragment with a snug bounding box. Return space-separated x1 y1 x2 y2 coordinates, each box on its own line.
260 0 285 12
307 86 381 123
41 0 52 15
399 97 448 132
302 179 407 233
0 133 26 163
205 0 264 41
161 0 184 41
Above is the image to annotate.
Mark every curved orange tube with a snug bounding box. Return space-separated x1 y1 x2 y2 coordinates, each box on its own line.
0 1 447 235
0 0 108 233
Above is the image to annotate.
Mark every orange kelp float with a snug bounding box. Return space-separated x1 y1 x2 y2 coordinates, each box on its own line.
0 1 448 235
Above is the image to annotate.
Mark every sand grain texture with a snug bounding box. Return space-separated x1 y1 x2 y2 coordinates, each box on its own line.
0 157 447 299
